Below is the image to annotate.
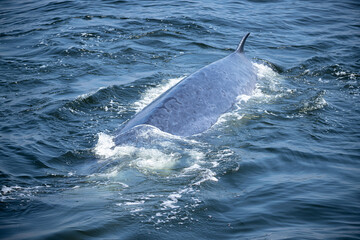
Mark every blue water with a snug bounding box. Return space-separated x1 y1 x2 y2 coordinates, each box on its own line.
1 0 359 239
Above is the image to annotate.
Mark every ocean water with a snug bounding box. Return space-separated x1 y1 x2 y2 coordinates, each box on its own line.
1 0 359 239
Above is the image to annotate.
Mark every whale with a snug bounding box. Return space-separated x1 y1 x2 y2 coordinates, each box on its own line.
115 33 256 140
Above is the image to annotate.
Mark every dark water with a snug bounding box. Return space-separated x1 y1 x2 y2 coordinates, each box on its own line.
1 0 359 239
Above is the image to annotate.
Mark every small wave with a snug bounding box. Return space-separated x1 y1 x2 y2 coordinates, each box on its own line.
298 91 328 114
284 90 328 119
76 87 107 101
1 184 49 202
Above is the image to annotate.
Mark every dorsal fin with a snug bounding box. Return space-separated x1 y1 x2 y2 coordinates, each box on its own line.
236 32 250 54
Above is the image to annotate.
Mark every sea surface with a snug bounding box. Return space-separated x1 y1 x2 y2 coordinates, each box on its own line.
1 0 359 239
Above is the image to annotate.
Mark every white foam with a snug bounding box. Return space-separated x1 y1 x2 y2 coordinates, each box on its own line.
188 150 205 162
237 94 252 103
124 200 145 205
132 150 179 171
254 62 283 93
161 188 191 210
1 185 44 201
183 163 202 173
94 132 120 158
214 62 284 128
130 208 143 213
94 132 180 172
133 77 184 112
1 185 21 195
103 100 126 113
253 62 279 83
193 169 218 186
335 71 346 76
161 192 181 209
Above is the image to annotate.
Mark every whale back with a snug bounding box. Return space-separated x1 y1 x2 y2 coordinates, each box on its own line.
117 34 256 137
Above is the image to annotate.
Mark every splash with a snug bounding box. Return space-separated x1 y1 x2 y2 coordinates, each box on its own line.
90 62 283 224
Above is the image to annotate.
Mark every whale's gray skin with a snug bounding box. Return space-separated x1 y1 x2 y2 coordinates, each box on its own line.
116 33 256 138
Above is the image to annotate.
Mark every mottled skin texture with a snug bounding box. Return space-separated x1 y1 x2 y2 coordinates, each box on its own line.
117 34 256 137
